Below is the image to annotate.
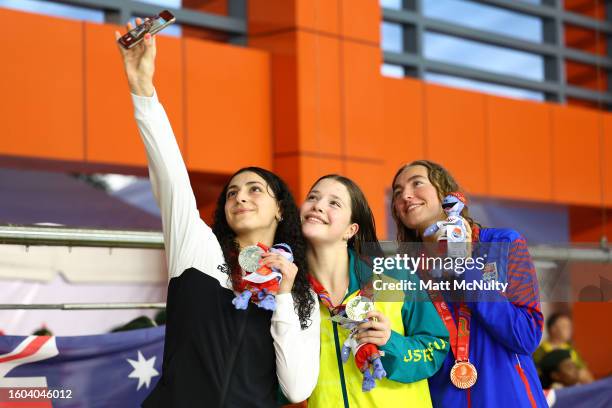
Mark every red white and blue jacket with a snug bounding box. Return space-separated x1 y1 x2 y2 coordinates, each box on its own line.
428 227 547 408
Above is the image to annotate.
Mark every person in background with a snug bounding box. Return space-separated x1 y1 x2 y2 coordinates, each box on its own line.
539 349 580 390
533 312 594 384
111 316 156 332
32 325 53 336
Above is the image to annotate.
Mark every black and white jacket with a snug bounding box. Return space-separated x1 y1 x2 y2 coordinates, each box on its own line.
132 91 320 407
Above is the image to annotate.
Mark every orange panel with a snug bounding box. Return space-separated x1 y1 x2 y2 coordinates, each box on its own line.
602 114 612 207
381 77 425 182
249 0 340 36
184 39 272 173
248 0 296 35
0 9 83 161
486 96 553 201
565 60 607 92
297 31 342 156
296 0 340 36
573 303 612 379
342 41 383 159
424 84 488 196
340 0 381 44
85 23 184 167
274 154 343 202
249 32 299 154
564 0 606 20
569 205 612 243
345 160 388 240
551 105 601 205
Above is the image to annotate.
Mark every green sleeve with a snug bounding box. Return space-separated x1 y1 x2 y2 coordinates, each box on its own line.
379 288 450 383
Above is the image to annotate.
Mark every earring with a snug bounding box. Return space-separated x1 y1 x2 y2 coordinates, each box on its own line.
277 216 283 222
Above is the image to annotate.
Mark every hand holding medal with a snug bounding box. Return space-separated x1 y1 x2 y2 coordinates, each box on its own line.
232 243 294 311
330 296 389 392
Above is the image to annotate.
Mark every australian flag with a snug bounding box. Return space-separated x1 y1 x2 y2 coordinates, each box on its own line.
0 327 164 407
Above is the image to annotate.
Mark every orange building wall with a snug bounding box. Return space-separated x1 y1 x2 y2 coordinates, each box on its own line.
0 4 610 225
2 5 611 222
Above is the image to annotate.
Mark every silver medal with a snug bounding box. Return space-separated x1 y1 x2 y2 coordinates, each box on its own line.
239 245 265 273
345 296 374 321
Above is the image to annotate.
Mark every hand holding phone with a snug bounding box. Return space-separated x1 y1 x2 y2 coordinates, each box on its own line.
117 10 176 49
115 17 160 97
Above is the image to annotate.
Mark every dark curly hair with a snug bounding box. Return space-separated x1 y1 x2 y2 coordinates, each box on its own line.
212 167 315 329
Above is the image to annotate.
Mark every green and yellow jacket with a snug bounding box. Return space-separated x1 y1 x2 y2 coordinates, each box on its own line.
308 250 450 408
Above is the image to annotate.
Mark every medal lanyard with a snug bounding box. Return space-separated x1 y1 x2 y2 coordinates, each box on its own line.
428 292 471 362
419 225 479 362
307 272 375 315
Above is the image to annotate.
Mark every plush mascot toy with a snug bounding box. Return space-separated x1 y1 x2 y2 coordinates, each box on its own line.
232 243 292 311
423 192 469 259
332 296 387 392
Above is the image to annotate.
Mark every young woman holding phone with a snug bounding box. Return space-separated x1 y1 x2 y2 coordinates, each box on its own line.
115 21 319 407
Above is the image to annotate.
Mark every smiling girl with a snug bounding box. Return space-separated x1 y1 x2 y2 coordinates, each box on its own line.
115 22 319 407
391 160 547 408
302 175 449 408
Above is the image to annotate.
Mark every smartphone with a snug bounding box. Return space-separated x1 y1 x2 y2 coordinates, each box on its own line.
117 10 176 49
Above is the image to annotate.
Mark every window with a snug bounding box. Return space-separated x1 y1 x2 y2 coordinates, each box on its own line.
423 0 543 43
424 32 544 81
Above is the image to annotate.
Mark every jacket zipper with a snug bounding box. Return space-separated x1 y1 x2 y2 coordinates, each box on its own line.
515 354 537 408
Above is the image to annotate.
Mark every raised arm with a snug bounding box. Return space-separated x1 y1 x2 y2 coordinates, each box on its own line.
115 21 227 286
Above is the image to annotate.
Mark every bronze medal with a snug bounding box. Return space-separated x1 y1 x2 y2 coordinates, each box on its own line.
450 361 477 389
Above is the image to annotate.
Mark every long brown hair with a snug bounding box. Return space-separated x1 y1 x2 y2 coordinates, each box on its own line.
309 175 383 258
391 160 477 242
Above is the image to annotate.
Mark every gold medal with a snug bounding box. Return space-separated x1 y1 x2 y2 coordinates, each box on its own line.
450 361 477 389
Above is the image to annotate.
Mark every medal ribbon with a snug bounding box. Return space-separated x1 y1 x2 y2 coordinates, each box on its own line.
428 293 471 362
419 223 480 362
307 274 373 316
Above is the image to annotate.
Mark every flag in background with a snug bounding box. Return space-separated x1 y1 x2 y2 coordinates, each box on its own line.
0 327 164 407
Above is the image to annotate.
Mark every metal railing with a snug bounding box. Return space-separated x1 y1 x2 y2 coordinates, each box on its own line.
0 303 166 310
0 225 164 249
382 0 612 106
0 225 167 310
1 225 610 262
1 225 609 310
